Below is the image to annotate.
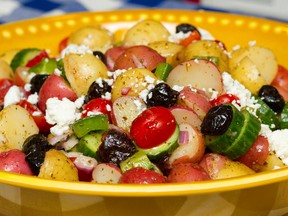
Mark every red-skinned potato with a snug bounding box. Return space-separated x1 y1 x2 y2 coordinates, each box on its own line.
92 163 122 184
38 74 77 112
120 167 167 184
237 135 270 171
105 46 127 71
199 153 255 180
169 106 202 129
0 149 34 175
168 123 205 166
166 59 223 98
168 163 210 183
199 153 227 179
113 45 166 71
178 86 212 120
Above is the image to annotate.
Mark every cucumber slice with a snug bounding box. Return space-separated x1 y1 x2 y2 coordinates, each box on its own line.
223 109 261 159
279 102 288 129
120 150 154 173
10 48 41 71
139 125 180 161
70 131 104 158
72 114 109 138
154 62 173 81
204 104 245 153
28 58 57 75
254 97 279 130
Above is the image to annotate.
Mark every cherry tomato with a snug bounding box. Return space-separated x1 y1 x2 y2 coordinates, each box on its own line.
58 37 69 53
25 50 49 68
237 135 269 171
82 98 112 121
120 167 167 184
0 78 14 100
130 106 177 149
179 30 201 47
272 65 288 91
210 93 240 107
18 100 52 135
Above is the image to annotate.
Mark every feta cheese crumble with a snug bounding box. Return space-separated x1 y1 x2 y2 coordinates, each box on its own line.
4 86 24 107
45 97 82 136
61 44 93 58
260 125 288 165
222 72 260 114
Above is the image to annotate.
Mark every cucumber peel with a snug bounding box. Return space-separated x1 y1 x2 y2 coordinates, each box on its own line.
279 102 288 129
72 114 109 138
70 131 104 158
28 58 57 75
154 62 173 81
223 109 261 159
204 104 245 154
204 104 261 160
10 48 41 71
139 125 179 161
120 150 154 173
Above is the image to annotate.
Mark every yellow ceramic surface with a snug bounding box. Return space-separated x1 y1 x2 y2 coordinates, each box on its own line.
0 9 288 216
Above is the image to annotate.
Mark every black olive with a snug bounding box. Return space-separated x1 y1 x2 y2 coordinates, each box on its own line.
93 51 106 64
30 74 49 93
22 134 53 175
176 23 201 35
201 105 233 136
84 79 112 103
258 85 285 113
146 83 179 108
96 128 136 166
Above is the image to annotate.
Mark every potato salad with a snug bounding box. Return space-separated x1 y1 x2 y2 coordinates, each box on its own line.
0 19 287 184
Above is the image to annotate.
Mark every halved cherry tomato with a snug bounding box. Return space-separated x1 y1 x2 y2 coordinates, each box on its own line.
18 100 52 135
0 78 14 99
179 30 201 47
82 98 112 122
58 37 69 53
130 106 177 149
210 93 240 107
25 50 49 68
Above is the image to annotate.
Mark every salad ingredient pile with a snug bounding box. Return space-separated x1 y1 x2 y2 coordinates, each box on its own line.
0 19 287 184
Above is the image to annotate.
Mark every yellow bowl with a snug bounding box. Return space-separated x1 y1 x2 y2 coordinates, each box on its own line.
1 9 288 216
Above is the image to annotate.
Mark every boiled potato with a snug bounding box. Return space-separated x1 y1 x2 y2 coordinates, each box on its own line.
230 56 267 94
215 160 255 179
148 41 184 67
123 19 170 46
38 149 79 181
111 68 159 102
0 59 13 79
0 49 20 64
0 105 39 150
63 53 108 96
259 151 286 172
179 40 229 73
68 26 114 53
229 46 278 84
